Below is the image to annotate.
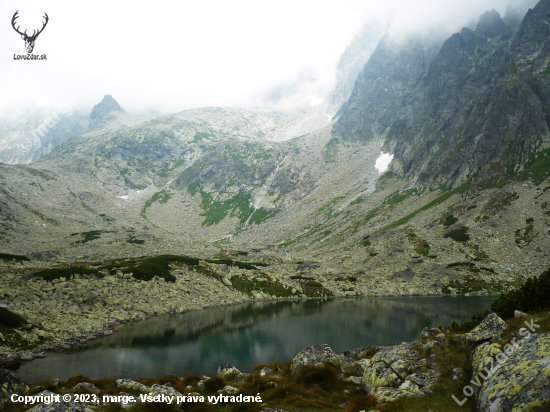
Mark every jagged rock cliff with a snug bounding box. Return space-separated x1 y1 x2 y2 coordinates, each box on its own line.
333 1 550 186
328 20 386 115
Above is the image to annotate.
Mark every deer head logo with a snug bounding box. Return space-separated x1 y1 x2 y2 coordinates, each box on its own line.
11 11 49 54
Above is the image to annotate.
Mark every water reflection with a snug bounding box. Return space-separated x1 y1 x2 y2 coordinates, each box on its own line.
17 296 495 382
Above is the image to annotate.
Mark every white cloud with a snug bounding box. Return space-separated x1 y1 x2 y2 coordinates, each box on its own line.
0 0 538 115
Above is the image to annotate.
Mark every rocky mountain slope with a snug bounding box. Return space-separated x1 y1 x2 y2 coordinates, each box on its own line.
0 3 549 299
327 20 386 115
0 106 89 165
333 2 550 188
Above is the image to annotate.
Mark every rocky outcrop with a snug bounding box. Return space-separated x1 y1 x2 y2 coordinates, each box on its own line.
88 95 125 131
360 342 440 402
333 2 550 186
0 106 89 165
217 364 241 377
116 379 150 392
465 312 507 343
73 382 99 394
291 344 356 374
0 369 28 407
328 20 385 114
28 400 90 412
472 332 550 411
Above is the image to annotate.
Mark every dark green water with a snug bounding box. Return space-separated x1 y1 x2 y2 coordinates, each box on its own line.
16 296 495 382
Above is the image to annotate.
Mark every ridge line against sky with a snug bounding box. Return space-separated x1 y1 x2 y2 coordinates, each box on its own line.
0 0 537 116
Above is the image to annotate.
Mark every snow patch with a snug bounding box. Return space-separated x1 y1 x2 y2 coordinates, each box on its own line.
117 195 129 200
375 152 394 174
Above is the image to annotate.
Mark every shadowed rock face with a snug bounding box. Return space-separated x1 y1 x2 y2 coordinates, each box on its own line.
333 1 550 186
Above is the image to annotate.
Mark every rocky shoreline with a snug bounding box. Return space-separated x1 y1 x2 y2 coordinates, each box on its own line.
0 256 497 366
1 310 548 412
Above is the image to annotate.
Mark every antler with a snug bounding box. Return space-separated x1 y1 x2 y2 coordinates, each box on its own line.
29 13 49 39
11 11 27 37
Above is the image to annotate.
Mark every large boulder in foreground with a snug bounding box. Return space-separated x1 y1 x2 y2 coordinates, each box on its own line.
472 332 550 412
291 344 356 374
0 369 29 407
360 342 440 402
465 312 507 343
28 394 88 412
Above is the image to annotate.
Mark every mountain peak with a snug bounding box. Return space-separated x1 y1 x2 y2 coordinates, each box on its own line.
476 9 505 37
89 95 125 131
91 95 125 120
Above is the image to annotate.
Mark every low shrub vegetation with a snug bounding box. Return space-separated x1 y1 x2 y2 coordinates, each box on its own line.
490 267 550 319
444 226 470 242
35 267 103 281
0 307 26 327
0 253 30 262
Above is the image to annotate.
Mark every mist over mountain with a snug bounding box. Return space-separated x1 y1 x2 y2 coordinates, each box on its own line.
1 1 549 281
1 3 550 409
333 1 550 188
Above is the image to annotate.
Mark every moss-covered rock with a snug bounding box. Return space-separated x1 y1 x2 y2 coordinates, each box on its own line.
217 364 241 377
465 311 507 343
360 343 440 402
291 344 355 374
0 368 29 407
116 379 150 392
474 333 550 412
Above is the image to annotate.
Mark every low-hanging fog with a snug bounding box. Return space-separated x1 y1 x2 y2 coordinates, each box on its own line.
0 0 538 116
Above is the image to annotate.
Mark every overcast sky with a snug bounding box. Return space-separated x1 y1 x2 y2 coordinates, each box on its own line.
0 0 538 115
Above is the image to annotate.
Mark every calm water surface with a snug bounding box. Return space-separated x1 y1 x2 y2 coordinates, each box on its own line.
17 296 495 382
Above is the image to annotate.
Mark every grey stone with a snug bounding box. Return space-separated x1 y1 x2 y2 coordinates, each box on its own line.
465 312 507 343
0 369 29 407
473 333 550 412
514 310 528 318
451 367 464 380
217 364 240 377
421 327 441 338
259 367 273 377
73 382 99 394
291 344 356 374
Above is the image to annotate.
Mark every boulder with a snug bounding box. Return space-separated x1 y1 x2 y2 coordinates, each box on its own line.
73 382 99 394
0 369 29 407
259 367 273 377
291 344 356 374
422 340 439 350
220 385 239 395
452 367 464 380
355 358 372 376
149 383 182 398
116 379 150 392
421 327 441 338
435 333 448 346
514 310 528 318
473 333 550 412
28 398 88 412
361 343 440 402
465 312 507 343
345 376 362 385
218 364 241 377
